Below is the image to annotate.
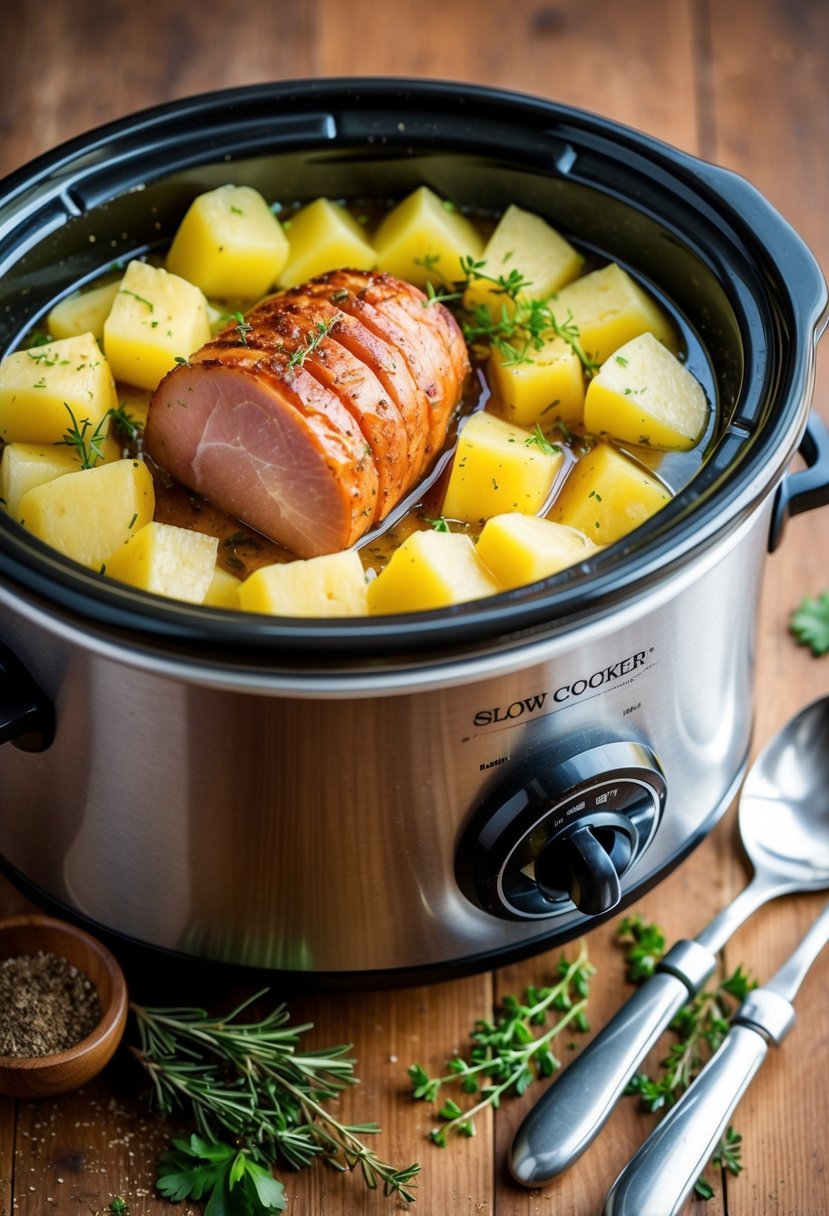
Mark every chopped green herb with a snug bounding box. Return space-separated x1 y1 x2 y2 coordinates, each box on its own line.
174 355 191 367
120 288 154 311
524 424 561 457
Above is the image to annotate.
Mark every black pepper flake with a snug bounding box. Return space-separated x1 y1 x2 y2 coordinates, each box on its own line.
0 951 100 1057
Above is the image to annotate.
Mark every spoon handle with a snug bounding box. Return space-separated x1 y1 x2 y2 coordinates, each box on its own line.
602 1022 772 1216
603 904 829 1216
509 939 715 1187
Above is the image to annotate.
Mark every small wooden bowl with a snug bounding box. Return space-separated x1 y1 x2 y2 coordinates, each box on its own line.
0 914 128 1098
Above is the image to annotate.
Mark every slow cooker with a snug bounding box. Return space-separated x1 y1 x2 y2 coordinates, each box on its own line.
0 79 826 981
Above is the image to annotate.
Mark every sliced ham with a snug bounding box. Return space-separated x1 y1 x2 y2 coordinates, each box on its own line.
144 269 470 558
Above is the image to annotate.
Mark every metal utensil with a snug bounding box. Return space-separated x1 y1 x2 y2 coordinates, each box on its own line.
602 900 829 1216
510 695 829 1187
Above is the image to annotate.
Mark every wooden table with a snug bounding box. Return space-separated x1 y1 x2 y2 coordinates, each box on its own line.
1 1 828 1212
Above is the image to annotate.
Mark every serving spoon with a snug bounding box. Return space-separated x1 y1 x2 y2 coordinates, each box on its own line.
510 694 829 1188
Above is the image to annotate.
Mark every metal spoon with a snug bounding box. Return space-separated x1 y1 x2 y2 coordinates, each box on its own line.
603 900 829 1216
510 694 829 1188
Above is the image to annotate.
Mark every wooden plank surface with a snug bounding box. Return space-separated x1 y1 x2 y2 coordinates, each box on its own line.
0 1 827 1213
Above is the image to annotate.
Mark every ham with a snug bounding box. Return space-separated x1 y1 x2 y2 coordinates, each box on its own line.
144 270 470 559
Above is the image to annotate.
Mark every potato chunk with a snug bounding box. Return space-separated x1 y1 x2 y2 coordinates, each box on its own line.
463 204 582 320
103 521 219 603
489 336 585 428
1 443 85 516
551 263 676 367
277 198 376 288
441 410 564 524
203 566 242 609
367 530 497 614
47 279 121 341
552 442 671 544
166 184 290 300
372 186 483 288
477 513 600 590
584 331 708 450
103 259 211 391
17 457 155 568
238 550 368 617
0 332 117 445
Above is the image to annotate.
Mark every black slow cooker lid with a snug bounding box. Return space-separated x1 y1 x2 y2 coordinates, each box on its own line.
0 78 825 661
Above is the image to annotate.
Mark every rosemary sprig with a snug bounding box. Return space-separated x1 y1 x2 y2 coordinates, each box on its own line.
129 990 419 1206
617 915 756 1200
409 943 594 1145
59 404 111 469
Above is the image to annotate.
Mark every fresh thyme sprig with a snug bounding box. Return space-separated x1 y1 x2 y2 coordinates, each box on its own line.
60 404 111 469
422 254 598 375
129 990 419 1207
287 316 339 369
409 943 594 1146
234 311 253 346
617 914 756 1200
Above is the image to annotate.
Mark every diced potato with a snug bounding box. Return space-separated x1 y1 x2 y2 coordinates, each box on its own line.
550 263 676 367
441 410 564 524
367 530 497 614
463 204 583 319
489 336 585 428
47 279 121 341
203 566 242 609
238 550 368 617
17 457 155 569
372 186 483 288
477 513 600 590
0 332 117 445
103 521 219 603
277 198 376 289
552 442 671 544
584 331 708 450
0 443 82 516
166 184 290 300
103 259 211 391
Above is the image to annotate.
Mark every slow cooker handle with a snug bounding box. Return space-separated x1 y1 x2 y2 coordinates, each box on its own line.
768 410 829 552
0 643 54 752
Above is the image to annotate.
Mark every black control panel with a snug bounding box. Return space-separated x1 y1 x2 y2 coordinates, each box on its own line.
456 739 667 920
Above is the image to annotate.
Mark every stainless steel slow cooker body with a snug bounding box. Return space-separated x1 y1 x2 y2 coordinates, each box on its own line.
0 80 826 980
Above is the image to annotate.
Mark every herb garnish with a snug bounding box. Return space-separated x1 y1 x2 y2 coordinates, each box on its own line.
60 404 110 469
287 316 339 369
524 424 561 457
409 944 593 1146
234 312 253 347
422 255 597 374
130 990 419 1210
120 288 154 311
617 915 755 1199
790 590 829 655
157 1134 286 1215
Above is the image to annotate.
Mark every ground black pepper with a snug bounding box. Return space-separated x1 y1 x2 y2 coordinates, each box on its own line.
0 951 100 1057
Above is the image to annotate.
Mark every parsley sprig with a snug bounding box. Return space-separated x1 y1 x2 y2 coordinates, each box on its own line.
157 1134 286 1215
130 991 418 1209
790 590 829 655
409 943 593 1146
617 915 756 1200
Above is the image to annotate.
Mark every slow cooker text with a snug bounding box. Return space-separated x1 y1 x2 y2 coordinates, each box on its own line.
473 651 648 727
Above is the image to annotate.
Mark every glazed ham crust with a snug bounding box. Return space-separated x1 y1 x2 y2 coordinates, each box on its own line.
145 269 470 559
